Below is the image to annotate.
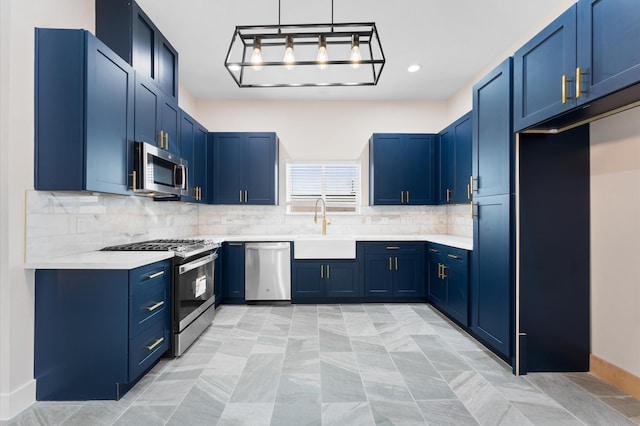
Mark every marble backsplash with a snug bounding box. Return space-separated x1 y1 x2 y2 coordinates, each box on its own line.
25 191 473 261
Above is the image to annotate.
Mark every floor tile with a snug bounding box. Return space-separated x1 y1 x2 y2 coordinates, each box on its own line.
368 400 426 425
360 371 413 401
320 352 367 403
4 402 83 426
275 374 321 405
60 401 128 426
601 396 640 419
390 351 455 400
321 402 374 426
165 382 225 425
230 353 285 403
412 334 472 372
272 402 321 426
217 403 273 426
416 399 479 426
565 372 629 397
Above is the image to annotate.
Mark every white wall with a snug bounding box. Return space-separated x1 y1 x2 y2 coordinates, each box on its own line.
0 0 94 419
590 106 640 378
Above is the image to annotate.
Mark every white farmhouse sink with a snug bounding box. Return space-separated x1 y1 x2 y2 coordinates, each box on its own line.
294 236 356 259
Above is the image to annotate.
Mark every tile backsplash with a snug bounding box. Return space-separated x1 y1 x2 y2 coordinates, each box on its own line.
25 191 472 261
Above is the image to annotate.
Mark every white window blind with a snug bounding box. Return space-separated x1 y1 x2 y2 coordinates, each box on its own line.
286 161 361 214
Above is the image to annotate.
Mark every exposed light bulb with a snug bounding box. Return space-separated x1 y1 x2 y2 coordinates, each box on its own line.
317 35 328 70
250 37 263 71
350 34 361 69
283 35 295 70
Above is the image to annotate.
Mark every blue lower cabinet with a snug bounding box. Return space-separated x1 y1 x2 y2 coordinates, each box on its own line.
292 260 360 301
222 242 245 302
427 243 469 326
34 260 171 400
362 242 425 298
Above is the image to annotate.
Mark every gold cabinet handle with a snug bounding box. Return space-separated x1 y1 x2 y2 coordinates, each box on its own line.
428 248 439 253
158 130 165 148
146 300 165 312
441 264 447 279
395 257 398 271
195 187 200 200
130 170 137 191
389 257 392 271
326 265 330 279
406 191 410 204
164 132 169 150
576 67 586 98
321 265 324 278
437 263 442 279
447 254 461 260
148 271 165 279
470 202 476 220
446 188 451 203
386 246 400 250
244 190 248 203
400 191 404 204
562 74 572 104
146 337 164 351
239 190 243 203
468 175 473 199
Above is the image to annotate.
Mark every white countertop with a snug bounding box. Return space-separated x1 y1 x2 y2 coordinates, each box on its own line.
25 234 472 270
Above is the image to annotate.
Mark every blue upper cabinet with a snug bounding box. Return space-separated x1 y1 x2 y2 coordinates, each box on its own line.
472 58 514 198
438 112 472 205
369 134 437 205
96 0 179 101
134 72 180 156
210 132 279 205
576 0 640 103
514 0 640 131
179 110 208 203
514 5 577 132
34 29 134 196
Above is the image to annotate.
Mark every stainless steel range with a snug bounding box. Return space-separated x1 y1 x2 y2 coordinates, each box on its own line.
102 238 220 356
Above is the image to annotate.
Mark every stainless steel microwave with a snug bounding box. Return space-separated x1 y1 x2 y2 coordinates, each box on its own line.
134 142 188 197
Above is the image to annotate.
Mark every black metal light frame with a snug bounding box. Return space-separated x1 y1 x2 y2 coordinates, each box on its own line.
224 20 385 88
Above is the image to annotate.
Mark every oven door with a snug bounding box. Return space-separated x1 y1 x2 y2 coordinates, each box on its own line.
176 251 216 332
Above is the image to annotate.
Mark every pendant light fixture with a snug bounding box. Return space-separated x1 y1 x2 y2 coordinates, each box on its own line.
224 0 385 87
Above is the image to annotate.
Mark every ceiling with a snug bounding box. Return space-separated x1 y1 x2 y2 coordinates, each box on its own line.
135 0 573 101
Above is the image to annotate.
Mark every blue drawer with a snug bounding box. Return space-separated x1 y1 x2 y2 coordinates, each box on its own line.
128 320 169 381
129 281 170 337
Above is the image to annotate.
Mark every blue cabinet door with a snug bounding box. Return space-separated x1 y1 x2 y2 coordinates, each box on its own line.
223 243 245 301
160 97 180 156
369 134 404 205
393 244 425 297
452 113 472 204
577 0 640 103
246 133 278 205
133 72 160 147
405 134 436 205
472 58 515 198
212 134 244 204
471 194 513 358
364 254 394 297
34 29 134 196
444 250 469 326
194 124 208 203
325 262 360 298
438 127 454 204
292 261 325 300
179 111 196 202
427 245 447 305
513 5 577 131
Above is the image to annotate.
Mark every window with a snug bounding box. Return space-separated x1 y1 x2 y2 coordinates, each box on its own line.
286 161 361 214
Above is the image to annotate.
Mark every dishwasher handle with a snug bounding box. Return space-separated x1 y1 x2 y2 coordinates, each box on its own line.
245 242 290 251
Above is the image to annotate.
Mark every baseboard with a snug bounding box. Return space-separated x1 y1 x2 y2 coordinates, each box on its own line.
0 379 36 421
590 354 640 400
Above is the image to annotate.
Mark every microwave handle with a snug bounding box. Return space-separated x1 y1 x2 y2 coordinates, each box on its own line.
174 164 187 189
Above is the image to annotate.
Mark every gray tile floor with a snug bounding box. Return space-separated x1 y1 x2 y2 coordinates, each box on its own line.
4 304 640 425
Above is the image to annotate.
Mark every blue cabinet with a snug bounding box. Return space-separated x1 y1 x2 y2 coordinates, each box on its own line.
514 5 577 132
211 132 279 205
576 0 640 103
134 72 180 156
96 0 179 101
292 260 360 301
514 0 640 131
362 242 425 298
369 134 437 205
438 112 472 204
472 58 515 198
34 260 171 400
471 58 515 361
180 110 208 203
34 29 134 196
427 243 469 326
222 242 245 302
471 194 514 358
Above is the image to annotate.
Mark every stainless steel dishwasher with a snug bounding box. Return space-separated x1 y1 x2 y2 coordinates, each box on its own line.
245 242 291 302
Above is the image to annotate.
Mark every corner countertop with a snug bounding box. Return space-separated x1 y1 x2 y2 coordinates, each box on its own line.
25 234 472 270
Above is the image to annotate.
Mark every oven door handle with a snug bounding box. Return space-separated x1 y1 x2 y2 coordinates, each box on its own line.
178 253 217 275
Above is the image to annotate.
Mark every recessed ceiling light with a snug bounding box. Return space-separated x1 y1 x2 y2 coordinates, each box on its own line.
408 64 421 73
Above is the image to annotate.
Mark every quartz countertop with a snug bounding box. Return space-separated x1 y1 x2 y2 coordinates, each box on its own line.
25 234 472 270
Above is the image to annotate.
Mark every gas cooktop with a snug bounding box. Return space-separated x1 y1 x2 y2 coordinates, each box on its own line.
102 239 219 258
